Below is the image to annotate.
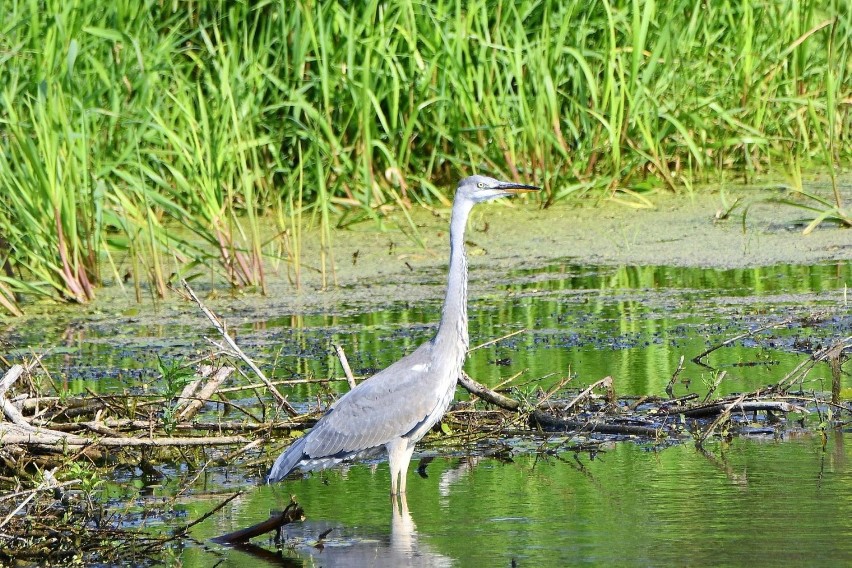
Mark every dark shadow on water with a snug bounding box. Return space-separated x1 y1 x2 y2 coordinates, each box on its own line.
226 543 304 567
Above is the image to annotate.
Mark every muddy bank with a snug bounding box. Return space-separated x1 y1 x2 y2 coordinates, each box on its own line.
226 175 850 319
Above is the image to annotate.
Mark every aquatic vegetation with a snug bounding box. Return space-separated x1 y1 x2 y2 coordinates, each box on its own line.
0 0 849 314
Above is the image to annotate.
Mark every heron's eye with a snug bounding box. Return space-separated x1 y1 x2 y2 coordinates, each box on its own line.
477 182 485 189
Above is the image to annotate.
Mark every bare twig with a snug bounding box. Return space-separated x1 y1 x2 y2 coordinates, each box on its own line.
169 491 244 540
697 393 746 445
536 373 575 409
563 377 615 413
468 328 527 352
692 318 794 366
182 280 297 417
665 356 685 398
773 336 851 392
333 344 357 390
0 479 80 503
218 439 264 466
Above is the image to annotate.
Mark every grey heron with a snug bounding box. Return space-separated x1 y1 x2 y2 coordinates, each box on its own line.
267 175 539 494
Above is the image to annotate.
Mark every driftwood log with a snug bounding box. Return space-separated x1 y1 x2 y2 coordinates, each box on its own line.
0 421 250 449
211 500 304 544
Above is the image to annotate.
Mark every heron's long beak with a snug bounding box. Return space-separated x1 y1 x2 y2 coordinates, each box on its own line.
497 182 540 194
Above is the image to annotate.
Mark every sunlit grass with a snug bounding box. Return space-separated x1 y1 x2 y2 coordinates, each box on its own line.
0 0 848 314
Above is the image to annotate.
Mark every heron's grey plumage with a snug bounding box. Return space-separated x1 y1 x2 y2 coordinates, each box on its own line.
267 175 539 493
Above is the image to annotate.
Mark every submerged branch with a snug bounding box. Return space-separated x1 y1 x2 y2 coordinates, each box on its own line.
170 491 244 541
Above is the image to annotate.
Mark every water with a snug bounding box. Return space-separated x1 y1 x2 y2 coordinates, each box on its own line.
178 435 852 566
3 261 850 565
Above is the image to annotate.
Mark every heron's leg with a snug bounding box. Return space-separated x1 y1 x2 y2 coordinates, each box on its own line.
386 439 416 495
396 443 416 494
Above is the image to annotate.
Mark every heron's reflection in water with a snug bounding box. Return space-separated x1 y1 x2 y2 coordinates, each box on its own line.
438 457 480 499
277 494 452 567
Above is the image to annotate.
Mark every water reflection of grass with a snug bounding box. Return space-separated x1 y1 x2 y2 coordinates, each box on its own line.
509 262 851 295
27 261 847 403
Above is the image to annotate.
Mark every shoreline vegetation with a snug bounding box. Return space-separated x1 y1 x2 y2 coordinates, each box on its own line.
1 0 850 315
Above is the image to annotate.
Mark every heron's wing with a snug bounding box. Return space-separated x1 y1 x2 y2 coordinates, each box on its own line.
304 342 443 459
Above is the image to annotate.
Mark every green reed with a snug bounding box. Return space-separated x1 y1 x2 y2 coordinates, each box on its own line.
0 0 848 314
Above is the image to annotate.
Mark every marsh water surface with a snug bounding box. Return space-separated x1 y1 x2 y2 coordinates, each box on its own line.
4 256 850 566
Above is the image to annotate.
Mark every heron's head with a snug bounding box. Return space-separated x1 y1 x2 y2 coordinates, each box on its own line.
456 175 540 204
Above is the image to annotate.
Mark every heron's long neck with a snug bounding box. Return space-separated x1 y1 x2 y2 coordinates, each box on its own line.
433 197 473 360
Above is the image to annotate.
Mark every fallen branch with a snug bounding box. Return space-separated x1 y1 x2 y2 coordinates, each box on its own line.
45 418 312 434
0 422 249 448
1 394 28 426
0 365 28 426
177 366 234 421
173 371 206 415
0 365 24 397
458 371 519 411
530 411 667 438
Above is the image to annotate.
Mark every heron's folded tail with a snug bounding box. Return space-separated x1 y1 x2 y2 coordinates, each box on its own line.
266 435 307 484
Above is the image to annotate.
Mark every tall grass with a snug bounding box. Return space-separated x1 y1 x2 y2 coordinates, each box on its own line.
0 0 848 314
